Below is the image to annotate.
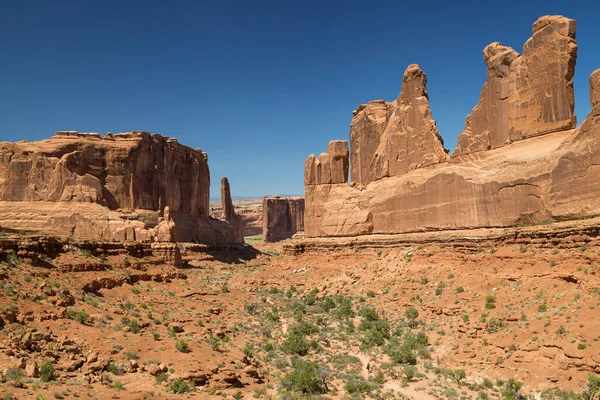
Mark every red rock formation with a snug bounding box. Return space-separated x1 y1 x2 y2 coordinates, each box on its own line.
304 141 349 186
305 16 600 238
349 64 447 185
591 69 600 107
262 197 305 242
454 16 577 155
0 132 239 244
220 177 244 243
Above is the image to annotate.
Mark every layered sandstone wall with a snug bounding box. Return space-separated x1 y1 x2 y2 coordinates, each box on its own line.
454 16 577 155
0 131 240 244
304 15 600 238
262 197 305 242
0 131 210 216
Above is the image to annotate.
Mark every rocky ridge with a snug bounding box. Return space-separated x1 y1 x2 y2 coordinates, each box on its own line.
304 15 600 238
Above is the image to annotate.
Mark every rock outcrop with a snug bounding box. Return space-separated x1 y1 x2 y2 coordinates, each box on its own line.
305 16 600 238
304 141 349 185
348 64 448 185
591 69 600 107
150 207 176 243
0 132 240 244
454 16 577 155
220 177 244 243
262 197 305 242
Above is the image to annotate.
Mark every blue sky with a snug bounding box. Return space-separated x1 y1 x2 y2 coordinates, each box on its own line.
1 0 599 198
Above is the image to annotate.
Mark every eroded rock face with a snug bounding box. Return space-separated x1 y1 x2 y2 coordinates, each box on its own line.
591 69 600 107
305 16 600 239
150 207 176 243
0 132 240 244
455 43 519 154
0 131 210 216
262 197 305 242
306 102 600 236
304 141 349 186
349 65 447 185
220 177 244 243
454 16 577 156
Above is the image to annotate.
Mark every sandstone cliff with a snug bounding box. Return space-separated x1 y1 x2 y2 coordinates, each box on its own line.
0 132 240 243
304 15 600 238
591 69 600 107
346 65 448 185
454 16 577 155
262 197 305 242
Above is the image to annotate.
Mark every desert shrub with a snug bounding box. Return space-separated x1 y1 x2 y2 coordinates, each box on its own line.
124 350 138 360
334 295 354 318
344 376 372 394
385 340 416 365
5 367 24 381
120 317 141 334
168 377 193 394
581 374 600 400
281 333 311 356
175 340 190 353
155 372 168 384
501 378 524 400
281 360 327 394
107 362 124 375
40 361 55 382
289 321 318 336
243 343 254 358
404 307 419 321
403 365 419 381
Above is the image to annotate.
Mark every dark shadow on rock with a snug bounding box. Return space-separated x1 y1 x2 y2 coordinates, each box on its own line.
204 244 261 264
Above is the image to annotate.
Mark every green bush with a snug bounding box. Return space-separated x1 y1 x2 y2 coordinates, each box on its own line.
581 374 600 400
168 377 193 394
501 378 523 400
404 307 419 321
289 321 318 336
175 340 190 353
281 333 311 356
281 360 327 394
155 372 168 384
5 367 24 381
243 343 254 358
344 377 372 394
39 361 55 382
334 295 355 318
120 317 141 334
385 341 416 365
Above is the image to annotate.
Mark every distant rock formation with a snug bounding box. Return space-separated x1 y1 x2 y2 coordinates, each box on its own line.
220 177 244 243
304 15 600 238
262 197 305 242
454 16 577 156
304 140 349 185
0 132 240 244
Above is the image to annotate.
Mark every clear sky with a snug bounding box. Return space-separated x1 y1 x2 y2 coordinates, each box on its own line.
1 0 599 199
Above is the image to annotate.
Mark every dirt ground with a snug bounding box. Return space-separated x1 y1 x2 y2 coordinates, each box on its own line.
1 219 600 399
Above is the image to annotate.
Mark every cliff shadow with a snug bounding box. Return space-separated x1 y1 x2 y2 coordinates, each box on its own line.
203 244 261 264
